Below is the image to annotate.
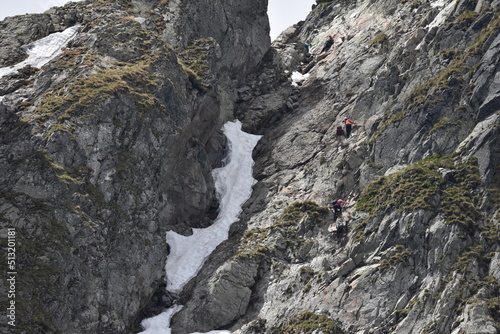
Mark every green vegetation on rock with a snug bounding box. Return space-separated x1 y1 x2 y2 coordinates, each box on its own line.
271 312 344 334
35 60 158 120
178 39 213 91
15 234 64 333
91 0 133 11
299 266 317 293
378 245 414 272
453 245 499 316
429 116 456 135
22 11 175 138
0 193 70 332
370 14 500 143
484 162 500 220
453 245 490 274
39 151 83 185
480 220 500 244
236 201 328 260
399 0 423 4
280 201 329 226
454 10 480 26
370 110 405 141
356 155 483 233
407 13 499 110
370 32 388 47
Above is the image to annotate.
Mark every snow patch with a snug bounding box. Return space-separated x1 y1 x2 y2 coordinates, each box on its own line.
139 305 183 334
165 120 261 294
291 71 309 87
139 120 260 334
135 17 146 26
139 305 231 334
416 0 457 50
0 25 80 79
427 0 458 29
430 0 447 7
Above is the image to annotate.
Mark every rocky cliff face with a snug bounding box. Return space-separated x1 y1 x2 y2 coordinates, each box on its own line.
169 0 500 333
0 0 498 333
0 0 268 333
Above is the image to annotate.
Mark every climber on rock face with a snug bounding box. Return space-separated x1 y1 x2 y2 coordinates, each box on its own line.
330 198 349 221
344 117 356 138
336 125 346 148
320 36 334 53
304 42 311 53
336 220 347 239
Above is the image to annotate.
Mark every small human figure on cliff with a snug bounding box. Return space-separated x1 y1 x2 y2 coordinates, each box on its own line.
331 198 349 221
304 42 311 53
336 220 347 239
336 125 346 148
344 117 356 138
320 36 334 53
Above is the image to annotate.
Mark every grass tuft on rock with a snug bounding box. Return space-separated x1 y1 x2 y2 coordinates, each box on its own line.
271 312 344 334
178 38 213 91
378 245 414 272
34 59 158 119
370 32 388 47
235 201 328 260
356 155 483 233
370 14 500 144
280 201 329 226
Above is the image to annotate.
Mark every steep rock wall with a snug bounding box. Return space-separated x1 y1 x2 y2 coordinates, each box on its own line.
169 0 500 333
0 0 269 333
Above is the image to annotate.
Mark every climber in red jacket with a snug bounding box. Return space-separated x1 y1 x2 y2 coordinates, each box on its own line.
331 198 349 221
344 118 356 138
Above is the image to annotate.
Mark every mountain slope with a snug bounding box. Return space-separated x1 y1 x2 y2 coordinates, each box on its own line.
0 0 498 333
0 0 269 333
170 0 499 333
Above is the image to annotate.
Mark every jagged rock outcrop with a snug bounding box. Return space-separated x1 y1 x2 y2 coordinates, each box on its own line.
0 0 269 333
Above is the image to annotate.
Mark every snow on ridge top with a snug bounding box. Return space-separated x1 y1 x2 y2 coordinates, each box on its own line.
0 25 81 79
164 120 261 294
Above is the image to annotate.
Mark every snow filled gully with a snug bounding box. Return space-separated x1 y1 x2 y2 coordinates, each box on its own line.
139 120 262 334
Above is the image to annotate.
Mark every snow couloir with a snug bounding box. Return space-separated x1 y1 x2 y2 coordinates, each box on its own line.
140 120 262 334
